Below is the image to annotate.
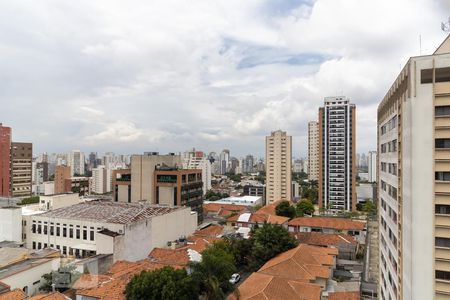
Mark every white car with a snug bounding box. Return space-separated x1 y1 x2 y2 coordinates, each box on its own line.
229 273 240 284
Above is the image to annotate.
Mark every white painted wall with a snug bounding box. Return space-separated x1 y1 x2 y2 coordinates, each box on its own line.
0 207 22 242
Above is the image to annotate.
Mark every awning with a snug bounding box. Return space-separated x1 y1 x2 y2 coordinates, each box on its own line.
72 243 97 251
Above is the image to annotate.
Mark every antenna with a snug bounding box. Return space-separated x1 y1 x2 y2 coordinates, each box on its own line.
442 17 450 33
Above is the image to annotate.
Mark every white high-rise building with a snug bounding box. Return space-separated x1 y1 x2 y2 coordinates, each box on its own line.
91 165 107 194
219 150 230 175
265 130 292 204
183 149 212 194
368 151 377 183
319 97 356 212
68 150 85 176
377 35 450 300
308 121 319 181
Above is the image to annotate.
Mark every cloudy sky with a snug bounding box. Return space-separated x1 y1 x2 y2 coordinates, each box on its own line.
1 0 449 158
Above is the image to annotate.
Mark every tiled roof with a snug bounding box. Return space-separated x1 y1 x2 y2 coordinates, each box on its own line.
29 292 69 300
148 248 190 266
254 201 284 216
293 232 357 247
203 203 247 215
194 225 223 237
258 244 337 282
0 288 26 300
288 217 366 231
71 274 112 290
230 272 321 300
75 260 173 300
227 213 289 225
38 201 182 224
328 291 360 300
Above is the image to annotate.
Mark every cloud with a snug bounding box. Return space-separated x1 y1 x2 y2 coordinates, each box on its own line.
0 0 448 157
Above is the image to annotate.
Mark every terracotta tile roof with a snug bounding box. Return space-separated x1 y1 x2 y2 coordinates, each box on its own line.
148 248 190 266
29 292 68 300
254 201 284 216
186 236 219 253
264 214 289 225
230 272 321 300
228 213 289 225
194 225 223 237
203 203 247 215
258 244 337 282
76 260 173 300
328 291 360 300
0 288 26 300
71 274 111 290
288 217 366 231
292 232 357 247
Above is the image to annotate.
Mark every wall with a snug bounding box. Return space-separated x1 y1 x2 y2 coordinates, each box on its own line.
0 206 22 242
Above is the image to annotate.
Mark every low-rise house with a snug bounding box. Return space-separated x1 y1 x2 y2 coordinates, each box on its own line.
74 260 176 300
24 201 197 262
288 217 366 240
39 193 80 211
292 232 358 260
203 203 247 218
0 282 26 300
232 244 338 299
226 212 289 228
0 248 60 297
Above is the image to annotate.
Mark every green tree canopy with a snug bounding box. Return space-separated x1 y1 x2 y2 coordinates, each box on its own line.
249 223 298 270
296 199 315 217
275 201 296 219
125 267 199 300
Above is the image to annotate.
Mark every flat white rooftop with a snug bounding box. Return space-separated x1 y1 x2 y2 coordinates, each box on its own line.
204 196 262 206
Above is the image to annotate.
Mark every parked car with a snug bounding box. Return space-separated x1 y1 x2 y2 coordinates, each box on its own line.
229 273 240 284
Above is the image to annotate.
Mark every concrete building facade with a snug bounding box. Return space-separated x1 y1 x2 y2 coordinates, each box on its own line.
265 130 292 204
54 165 71 194
10 142 33 198
318 97 356 212
377 35 450 300
183 150 212 194
0 124 11 197
368 151 377 183
308 121 320 181
68 150 85 176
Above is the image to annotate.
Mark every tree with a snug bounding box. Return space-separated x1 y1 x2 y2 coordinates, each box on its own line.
249 223 298 270
362 200 377 216
296 199 315 217
190 241 237 299
125 267 199 300
225 237 253 270
275 201 296 219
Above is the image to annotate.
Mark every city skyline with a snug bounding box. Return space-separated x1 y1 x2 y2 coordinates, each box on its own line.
1 1 449 156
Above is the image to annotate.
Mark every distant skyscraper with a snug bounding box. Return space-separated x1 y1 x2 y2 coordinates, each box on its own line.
0 124 11 197
265 130 292 204
219 149 230 174
377 34 450 300
308 121 319 181
89 152 97 169
54 165 71 194
242 155 254 174
183 149 212 194
68 150 85 176
91 165 107 194
368 151 377 183
319 96 356 211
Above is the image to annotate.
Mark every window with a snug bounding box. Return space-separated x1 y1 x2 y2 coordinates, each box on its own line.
436 270 450 280
63 227 67 237
436 237 450 248
436 67 450 83
69 228 73 238
83 230 87 240
76 229 80 239
32 241 36 249
56 227 60 237
436 106 450 116
90 231 94 241
436 172 450 181
421 69 433 84
436 205 450 214
436 139 450 149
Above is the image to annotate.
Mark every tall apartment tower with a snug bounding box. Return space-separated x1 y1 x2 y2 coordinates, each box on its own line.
265 130 292 204
0 124 11 197
54 165 71 194
10 142 33 197
368 151 377 183
377 35 450 300
68 150 85 176
308 121 319 181
318 96 356 211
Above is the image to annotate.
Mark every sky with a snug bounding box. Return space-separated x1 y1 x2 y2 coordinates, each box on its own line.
1 0 449 158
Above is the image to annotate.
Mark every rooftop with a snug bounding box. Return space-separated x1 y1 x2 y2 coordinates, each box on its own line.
29 292 69 300
37 201 182 224
328 291 360 300
204 196 261 206
230 272 321 300
292 232 357 247
288 217 366 231
0 288 26 300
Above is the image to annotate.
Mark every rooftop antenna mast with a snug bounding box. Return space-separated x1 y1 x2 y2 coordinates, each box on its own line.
441 17 450 33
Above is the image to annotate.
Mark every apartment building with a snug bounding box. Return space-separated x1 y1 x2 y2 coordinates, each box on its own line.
183 150 212 194
10 142 33 198
265 130 292 204
0 124 11 197
377 35 450 299
24 201 197 262
112 169 131 203
308 121 320 181
91 165 107 194
318 97 356 211
54 165 71 194
154 167 203 222
68 150 85 176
